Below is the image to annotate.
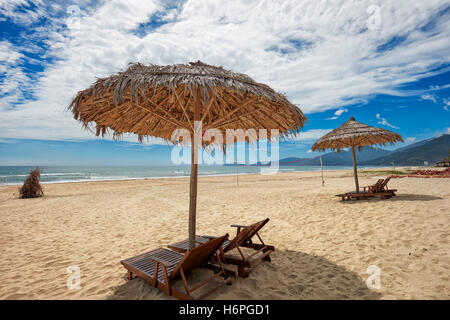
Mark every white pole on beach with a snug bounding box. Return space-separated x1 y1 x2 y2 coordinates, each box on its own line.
319 151 324 187
236 163 239 187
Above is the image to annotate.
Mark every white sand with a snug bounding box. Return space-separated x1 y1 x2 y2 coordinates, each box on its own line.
0 169 449 299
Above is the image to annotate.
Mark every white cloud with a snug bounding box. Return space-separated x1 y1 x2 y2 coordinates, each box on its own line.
0 0 449 141
421 93 450 111
421 93 438 103
405 137 416 143
334 108 348 117
0 0 44 25
376 113 400 130
326 108 348 120
443 98 450 111
288 129 332 142
0 40 29 108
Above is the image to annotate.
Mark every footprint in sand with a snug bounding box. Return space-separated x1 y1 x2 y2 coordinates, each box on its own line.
408 262 426 271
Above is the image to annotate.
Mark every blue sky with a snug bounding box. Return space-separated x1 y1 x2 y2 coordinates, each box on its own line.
0 1 449 165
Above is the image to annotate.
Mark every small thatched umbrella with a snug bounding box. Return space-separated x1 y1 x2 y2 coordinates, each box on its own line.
311 116 403 193
68 61 307 248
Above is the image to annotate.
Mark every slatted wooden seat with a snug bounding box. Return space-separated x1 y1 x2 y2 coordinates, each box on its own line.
168 235 232 253
121 234 235 300
168 218 275 278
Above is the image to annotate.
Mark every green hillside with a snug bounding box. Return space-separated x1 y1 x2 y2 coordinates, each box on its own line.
361 134 450 166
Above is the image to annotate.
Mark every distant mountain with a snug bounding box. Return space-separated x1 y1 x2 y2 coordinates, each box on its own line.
278 157 309 165
227 134 450 167
278 146 392 166
391 136 434 153
360 134 450 166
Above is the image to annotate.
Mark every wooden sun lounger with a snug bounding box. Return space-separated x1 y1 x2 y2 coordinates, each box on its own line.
121 234 235 300
377 176 397 195
168 218 275 278
361 179 384 193
336 176 397 201
361 176 397 195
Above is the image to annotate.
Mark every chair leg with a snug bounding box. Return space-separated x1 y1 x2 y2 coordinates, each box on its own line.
127 271 133 280
206 263 236 280
238 265 247 278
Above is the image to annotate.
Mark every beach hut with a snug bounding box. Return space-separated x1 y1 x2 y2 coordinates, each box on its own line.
68 61 307 248
311 116 403 193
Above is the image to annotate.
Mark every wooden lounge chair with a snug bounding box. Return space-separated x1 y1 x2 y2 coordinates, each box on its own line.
168 218 275 278
360 176 396 196
336 176 396 201
361 179 384 193
120 234 235 300
377 176 397 196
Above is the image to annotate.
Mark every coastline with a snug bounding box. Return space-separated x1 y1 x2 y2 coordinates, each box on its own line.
0 165 417 186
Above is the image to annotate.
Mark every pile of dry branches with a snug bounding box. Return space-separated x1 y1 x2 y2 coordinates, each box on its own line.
19 167 44 199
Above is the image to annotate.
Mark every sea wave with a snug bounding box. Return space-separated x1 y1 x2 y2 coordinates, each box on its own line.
0 166 352 186
0 172 84 177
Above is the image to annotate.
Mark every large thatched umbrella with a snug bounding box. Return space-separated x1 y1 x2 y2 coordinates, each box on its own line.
311 116 403 193
68 61 307 248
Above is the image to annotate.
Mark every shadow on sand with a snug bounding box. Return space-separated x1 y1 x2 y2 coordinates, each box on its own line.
385 194 443 201
107 249 381 300
339 193 442 203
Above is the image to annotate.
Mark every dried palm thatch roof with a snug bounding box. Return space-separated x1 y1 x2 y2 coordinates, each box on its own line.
311 116 403 152
68 61 307 146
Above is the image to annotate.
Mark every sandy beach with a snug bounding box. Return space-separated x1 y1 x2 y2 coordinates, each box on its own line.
0 169 449 300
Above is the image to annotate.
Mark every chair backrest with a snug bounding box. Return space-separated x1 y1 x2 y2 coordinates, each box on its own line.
223 218 270 252
378 176 391 191
371 179 384 192
170 234 229 279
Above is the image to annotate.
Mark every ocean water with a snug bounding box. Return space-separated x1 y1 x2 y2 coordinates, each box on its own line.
0 165 353 186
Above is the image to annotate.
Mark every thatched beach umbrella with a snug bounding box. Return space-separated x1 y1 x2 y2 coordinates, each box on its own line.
68 61 307 248
311 116 403 193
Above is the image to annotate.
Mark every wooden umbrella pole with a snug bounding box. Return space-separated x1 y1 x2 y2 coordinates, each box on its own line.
319 151 324 187
351 145 359 193
188 87 201 249
188 145 198 249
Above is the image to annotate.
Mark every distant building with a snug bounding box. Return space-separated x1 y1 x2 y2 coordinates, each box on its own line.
435 150 450 167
